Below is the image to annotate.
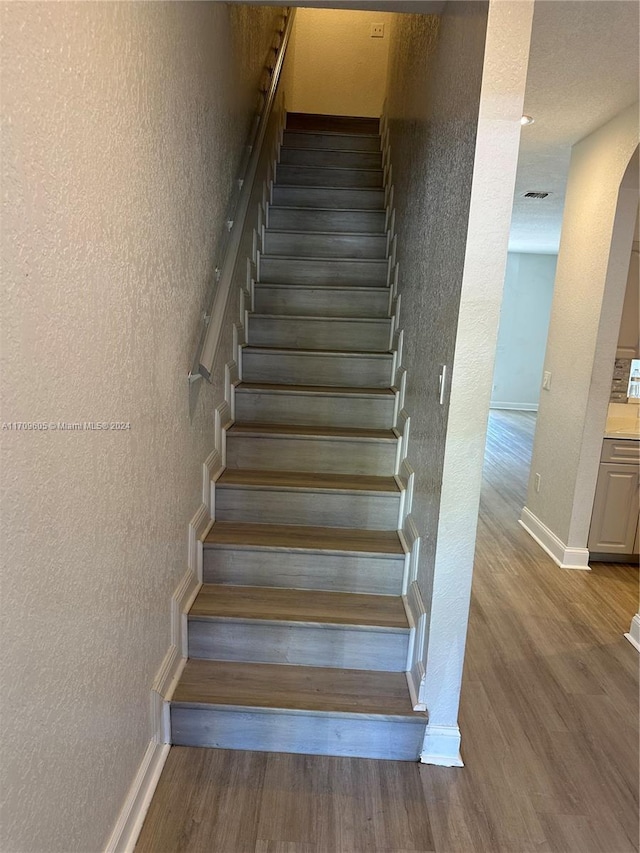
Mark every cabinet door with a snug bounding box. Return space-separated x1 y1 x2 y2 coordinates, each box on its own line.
588 463 640 554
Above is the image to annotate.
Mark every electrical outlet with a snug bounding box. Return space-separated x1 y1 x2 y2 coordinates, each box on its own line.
534 473 541 493
370 23 385 38
542 371 552 391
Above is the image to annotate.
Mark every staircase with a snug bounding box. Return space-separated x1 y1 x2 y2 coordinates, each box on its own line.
170 113 427 761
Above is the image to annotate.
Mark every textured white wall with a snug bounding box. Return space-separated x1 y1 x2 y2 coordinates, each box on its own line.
288 8 392 117
424 0 533 739
618 209 639 354
385 1 489 616
524 106 639 549
0 3 280 851
385 0 533 746
491 253 557 410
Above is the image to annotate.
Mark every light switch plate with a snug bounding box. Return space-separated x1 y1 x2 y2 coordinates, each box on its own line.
542 371 552 391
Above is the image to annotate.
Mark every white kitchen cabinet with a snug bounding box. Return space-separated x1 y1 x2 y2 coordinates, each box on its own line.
589 447 639 558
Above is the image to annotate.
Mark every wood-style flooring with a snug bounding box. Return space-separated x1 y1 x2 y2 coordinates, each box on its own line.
190 585 408 627
136 411 639 853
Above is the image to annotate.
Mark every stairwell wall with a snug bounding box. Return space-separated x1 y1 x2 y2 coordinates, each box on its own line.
384 3 489 635
0 4 281 851
384 0 534 763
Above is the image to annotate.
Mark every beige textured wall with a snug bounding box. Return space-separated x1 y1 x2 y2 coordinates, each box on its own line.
385 3 488 611
0 3 280 851
524 106 639 548
288 9 392 117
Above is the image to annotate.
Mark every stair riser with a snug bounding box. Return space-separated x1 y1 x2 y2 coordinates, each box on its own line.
283 130 381 152
286 114 380 134
268 207 386 234
277 164 383 188
280 147 382 169
260 257 388 287
272 186 384 210
226 434 397 476
254 285 389 318
234 390 395 429
215 487 401 530
263 231 387 259
241 351 393 388
248 316 391 353
188 619 408 671
203 548 404 595
171 706 424 760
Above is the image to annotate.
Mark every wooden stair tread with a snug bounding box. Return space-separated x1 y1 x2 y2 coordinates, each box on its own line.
242 346 391 357
259 255 386 262
217 469 400 493
251 314 389 323
227 423 395 440
278 164 383 174
254 283 388 292
236 382 394 396
172 659 423 717
190 585 408 629
205 522 404 554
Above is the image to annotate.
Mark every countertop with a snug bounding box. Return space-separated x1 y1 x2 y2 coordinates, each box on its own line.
604 402 640 440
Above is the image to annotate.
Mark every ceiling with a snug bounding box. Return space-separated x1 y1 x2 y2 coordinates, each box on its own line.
509 0 639 254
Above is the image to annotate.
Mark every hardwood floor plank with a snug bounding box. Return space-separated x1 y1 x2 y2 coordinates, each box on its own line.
217 469 400 493
189 585 408 628
228 422 396 440
205 522 405 555
135 748 267 853
172 660 422 716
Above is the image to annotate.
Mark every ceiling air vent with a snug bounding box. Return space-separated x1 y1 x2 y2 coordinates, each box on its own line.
523 191 550 199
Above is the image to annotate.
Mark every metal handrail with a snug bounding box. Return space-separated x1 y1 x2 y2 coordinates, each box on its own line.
190 6 295 382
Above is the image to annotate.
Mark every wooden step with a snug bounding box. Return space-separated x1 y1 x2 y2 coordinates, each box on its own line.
271 186 385 210
234 382 396 429
247 314 392 353
259 256 389 287
263 230 387 260
214 469 402 529
253 283 390 318
241 346 394 388
276 164 384 189
279 146 382 169
267 206 386 234
283 129 381 153
187 585 409 671
226 422 398 475
170 659 426 760
285 113 380 135
203 522 406 594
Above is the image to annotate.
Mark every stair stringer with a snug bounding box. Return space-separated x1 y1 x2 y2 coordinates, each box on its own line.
149 100 289 740
380 113 429 714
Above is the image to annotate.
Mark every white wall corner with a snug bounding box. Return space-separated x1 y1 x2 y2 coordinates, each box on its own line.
420 724 463 767
625 612 640 652
519 506 591 570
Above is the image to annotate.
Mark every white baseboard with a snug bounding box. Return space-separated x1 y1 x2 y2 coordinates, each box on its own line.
625 613 640 652
420 725 464 767
519 507 590 570
406 661 427 712
490 401 538 412
103 739 170 853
